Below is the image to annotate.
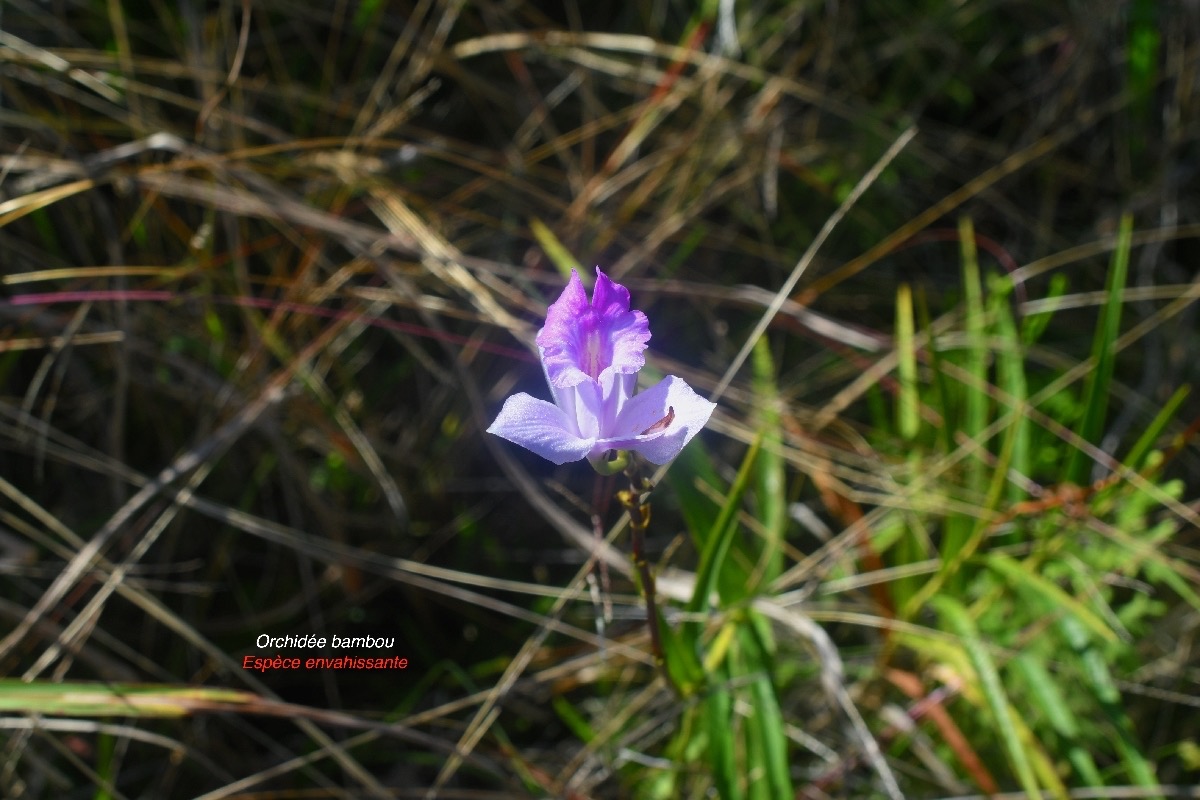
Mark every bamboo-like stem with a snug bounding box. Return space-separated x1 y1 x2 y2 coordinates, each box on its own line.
617 459 674 691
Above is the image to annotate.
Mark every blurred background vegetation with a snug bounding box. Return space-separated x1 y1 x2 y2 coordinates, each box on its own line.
1 1 1198 797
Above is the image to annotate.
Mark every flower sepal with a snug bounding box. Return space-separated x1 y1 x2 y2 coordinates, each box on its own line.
588 449 630 475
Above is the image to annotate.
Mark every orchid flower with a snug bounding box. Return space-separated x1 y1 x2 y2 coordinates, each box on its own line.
488 267 716 473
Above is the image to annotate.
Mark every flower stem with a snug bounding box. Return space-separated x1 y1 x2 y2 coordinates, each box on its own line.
617 460 675 692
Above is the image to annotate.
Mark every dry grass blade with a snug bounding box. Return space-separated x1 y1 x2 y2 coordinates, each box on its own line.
0 383 286 664
711 125 917 404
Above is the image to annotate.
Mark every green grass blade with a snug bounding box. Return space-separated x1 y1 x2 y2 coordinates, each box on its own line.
704 660 742 800
941 216 989 593
739 621 793 798
959 215 988 501
659 605 707 695
1057 615 1161 794
744 718 769 800
1118 383 1189 473
1066 213 1133 484
865 382 892 432
932 596 1043 799
1144 557 1200 614
675 438 762 696
529 217 583 280
751 337 786 587
552 695 595 743
1127 0 1161 140
94 731 116 800
916 284 954 452
1011 653 1105 787
908 411 1019 618
666 432 727 551
985 553 1118 643
665 224 708 274
1022 272 1069 345
1011 709 1072 800
896 282 920 440
688 435 762 614
0 681 253 717
988 273 1030 504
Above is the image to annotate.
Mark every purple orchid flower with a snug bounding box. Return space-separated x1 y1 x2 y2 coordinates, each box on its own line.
488 267 716 472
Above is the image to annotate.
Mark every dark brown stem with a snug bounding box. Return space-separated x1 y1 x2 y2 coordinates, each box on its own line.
617 460 674 691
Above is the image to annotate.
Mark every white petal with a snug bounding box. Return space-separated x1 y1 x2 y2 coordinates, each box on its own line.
603 376 717 464
487 393 595 464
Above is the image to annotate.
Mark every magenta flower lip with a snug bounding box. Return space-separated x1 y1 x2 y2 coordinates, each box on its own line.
537 268 649 388
488 267 716 467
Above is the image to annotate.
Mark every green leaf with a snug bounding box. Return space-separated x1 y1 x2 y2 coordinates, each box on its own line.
352 0 386 30
663 397 724 551
0 680 254 717
95 731 116 800
659 606 706 695
751 337 786 588
704 660 742 800
959 216 988 500
1118 384 1189 474
1011 653 1105 787
988 273 1030 505
668 435 764 697
1057 615 1161 791
552 695 595 743
688 436 761 614
529 218 583 280
1022 272 1069 345
932 596 1043 799
985 553 1118 643
916 285 954 452
739 621 793 798
940 216 989 594
896 282 920 441
665 225 708 274
1066 214 1132 484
